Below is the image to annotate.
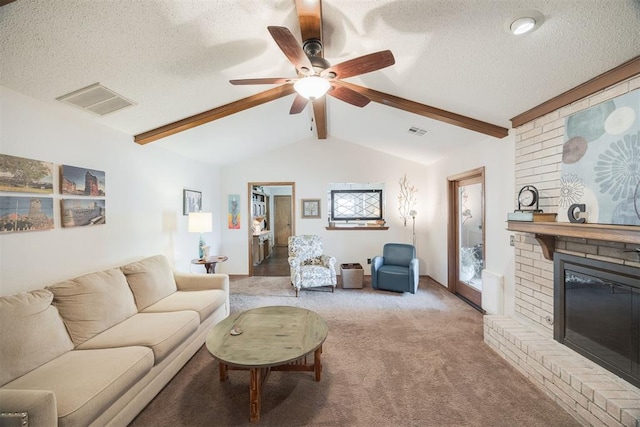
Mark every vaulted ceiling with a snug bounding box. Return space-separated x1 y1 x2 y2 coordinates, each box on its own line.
1 0 639 165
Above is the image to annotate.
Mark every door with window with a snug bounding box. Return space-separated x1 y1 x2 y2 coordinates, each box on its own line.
447 167 485 310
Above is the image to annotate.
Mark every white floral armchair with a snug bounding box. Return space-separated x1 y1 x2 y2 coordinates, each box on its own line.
288 235 337 296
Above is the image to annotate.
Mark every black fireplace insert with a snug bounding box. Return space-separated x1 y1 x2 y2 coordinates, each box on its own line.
554 253 639 388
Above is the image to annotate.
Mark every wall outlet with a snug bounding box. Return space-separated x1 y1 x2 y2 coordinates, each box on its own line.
367 258 371 264
510 235 515 247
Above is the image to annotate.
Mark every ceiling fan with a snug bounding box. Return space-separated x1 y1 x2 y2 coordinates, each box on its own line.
229 26 395 116
134 0 508 145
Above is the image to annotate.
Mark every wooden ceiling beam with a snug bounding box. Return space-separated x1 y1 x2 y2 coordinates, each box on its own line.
134 85 296 145
511 56 640 128
336 81 509 139
295 0 322 44
295 0 327 139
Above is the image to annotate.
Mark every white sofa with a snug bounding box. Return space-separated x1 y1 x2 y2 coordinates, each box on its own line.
0 255 229 427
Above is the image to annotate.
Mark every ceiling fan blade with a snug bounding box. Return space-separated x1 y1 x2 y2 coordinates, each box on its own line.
324 50 395 79
327 85 370 107
267 26 313 73
311 96 327 139
230 78 293 85
295 0 322 44
134 85 297 145
335 81 509 138
289 94 309 114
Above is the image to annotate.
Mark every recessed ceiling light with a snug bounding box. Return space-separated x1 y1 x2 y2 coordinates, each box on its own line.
511 17 536 35
507 11 544 35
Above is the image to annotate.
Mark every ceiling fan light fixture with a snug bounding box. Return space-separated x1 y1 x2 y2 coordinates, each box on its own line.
294 76 330 99
510 17 536 35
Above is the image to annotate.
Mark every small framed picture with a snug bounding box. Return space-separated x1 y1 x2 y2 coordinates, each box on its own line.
183 189 202 216
301 199 321 218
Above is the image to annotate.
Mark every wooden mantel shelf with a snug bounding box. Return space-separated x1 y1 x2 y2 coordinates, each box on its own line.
507 221 640 260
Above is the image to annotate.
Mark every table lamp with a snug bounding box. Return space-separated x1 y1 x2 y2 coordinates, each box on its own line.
188 212 212 259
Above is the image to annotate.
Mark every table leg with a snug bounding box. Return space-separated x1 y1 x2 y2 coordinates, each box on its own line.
314 346 323 382
219 362 228 381
250 367 270 423
206 262 217 274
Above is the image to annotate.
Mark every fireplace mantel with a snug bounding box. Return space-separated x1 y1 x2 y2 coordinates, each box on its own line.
506 221 640 260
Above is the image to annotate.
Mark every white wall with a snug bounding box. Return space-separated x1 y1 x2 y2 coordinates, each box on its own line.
0 87 221 296
219 137 430 275
1 84 517 312
425 134 516 314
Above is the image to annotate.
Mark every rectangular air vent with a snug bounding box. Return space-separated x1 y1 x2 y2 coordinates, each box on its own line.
57 83 134 116
408 126 428 136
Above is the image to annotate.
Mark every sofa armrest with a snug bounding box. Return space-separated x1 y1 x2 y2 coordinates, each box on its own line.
0 389 57 427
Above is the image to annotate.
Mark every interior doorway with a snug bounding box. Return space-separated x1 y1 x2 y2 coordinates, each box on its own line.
248 182 295 276
447 167 485 311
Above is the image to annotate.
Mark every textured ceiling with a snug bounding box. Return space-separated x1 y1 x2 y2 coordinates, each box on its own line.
1 0 639 165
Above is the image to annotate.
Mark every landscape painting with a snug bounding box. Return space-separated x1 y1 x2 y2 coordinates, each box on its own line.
0 196 54 233
0 154 54 194
61 164 106 196
61 199 106 227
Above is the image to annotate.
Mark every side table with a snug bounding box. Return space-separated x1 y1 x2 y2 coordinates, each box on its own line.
191 256 228 274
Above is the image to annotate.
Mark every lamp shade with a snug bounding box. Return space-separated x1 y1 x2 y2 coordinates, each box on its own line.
188 212 212 233
294 76 330 99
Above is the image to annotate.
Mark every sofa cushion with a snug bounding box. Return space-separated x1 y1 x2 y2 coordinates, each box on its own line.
76 311 199 364
0 290 74 387
142 289 227 322
121 255 178 310
0 347 153 427
47 268 137 346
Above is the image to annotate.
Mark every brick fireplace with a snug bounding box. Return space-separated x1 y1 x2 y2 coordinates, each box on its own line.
484 75 640 426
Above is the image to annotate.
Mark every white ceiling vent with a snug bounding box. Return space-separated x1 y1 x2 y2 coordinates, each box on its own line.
408 126 428 136
56 83 135 116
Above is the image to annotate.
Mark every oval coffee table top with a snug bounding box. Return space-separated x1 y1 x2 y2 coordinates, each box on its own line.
206 305 328 368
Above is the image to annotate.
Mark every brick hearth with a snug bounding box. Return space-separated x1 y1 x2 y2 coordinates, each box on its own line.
485 316 640 426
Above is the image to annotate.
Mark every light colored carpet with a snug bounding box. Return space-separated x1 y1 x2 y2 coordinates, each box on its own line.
129 276 580 426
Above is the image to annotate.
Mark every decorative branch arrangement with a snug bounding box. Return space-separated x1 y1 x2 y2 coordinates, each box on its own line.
398 174 417 226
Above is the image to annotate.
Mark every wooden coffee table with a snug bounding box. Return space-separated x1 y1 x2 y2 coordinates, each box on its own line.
205 306 328 423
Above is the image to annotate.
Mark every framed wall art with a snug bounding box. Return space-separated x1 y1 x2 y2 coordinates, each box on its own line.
0 196 54 233
0 154 54 194
558 89 639 225
61 199 105 227
228 194 240 229
183 189 202 215
301 198 321 218
61 164 106 196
